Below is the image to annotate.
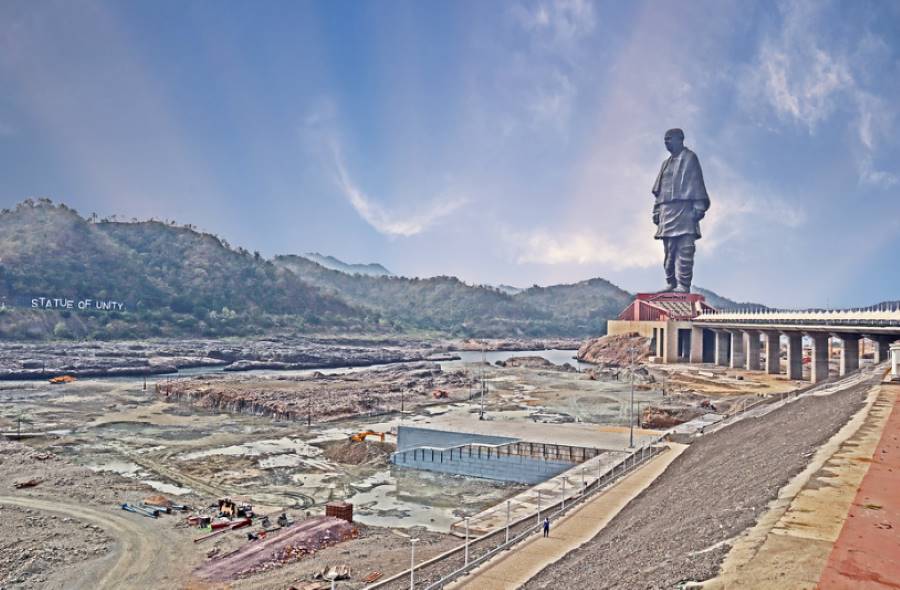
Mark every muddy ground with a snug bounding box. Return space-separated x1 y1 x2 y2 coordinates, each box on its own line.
0 345 809 589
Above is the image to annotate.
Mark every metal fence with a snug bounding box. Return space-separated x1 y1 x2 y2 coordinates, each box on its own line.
366 437 666 590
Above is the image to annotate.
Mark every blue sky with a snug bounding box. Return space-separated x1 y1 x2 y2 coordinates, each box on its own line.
1 0 898 308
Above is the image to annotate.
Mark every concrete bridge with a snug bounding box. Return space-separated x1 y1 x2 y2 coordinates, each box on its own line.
607 294 900 383
690 308 900 383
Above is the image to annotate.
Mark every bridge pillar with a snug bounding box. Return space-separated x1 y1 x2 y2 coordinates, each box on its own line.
730 331 746 369
874 338 891 364
838 334 860 376
744 330 761 371
810 333 830 383
715 331 730 367
689 326 704 364
786 332 803 380
764 331 781 374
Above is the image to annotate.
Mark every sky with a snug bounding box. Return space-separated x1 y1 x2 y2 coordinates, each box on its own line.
1 0 898 308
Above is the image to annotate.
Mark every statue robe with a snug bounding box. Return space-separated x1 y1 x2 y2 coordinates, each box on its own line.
651 147 710 239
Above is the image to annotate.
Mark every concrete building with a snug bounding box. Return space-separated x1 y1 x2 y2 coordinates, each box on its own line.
607 293 716 363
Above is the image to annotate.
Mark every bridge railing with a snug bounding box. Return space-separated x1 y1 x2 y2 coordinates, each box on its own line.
696 307 900 325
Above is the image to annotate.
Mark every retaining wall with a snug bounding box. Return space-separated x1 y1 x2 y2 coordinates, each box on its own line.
392 427 599 484
396 425 517 451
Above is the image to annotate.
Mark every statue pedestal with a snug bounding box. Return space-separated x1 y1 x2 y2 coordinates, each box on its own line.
606 292 715 364
625 293 710 322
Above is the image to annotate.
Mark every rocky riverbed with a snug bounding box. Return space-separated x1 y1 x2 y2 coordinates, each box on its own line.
157 361 476 422
0 335 580 380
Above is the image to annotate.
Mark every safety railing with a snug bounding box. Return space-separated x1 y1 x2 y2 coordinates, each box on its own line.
365 436 666 590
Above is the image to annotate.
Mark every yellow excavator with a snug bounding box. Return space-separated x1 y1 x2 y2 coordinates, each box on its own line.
349 430 392 443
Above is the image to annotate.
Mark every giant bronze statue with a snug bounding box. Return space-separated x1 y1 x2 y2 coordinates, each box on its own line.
651 128 710 293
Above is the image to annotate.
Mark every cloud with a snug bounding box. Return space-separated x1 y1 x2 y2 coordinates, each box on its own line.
512 0 596 47
331 143 466 237
742 0 898 186
508 226 659 269
506 0 597 130
858 156 899 188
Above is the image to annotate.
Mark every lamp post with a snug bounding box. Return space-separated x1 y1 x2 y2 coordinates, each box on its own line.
628 345 637 448
505 500 511 543
410 537 419 590
464 517 470 565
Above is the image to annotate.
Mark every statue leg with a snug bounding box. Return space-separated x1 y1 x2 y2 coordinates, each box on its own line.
662 238 677 290
675 235 696 292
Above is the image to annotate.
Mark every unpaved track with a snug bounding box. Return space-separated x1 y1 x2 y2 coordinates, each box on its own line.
524 367 881 590
0 495 187 590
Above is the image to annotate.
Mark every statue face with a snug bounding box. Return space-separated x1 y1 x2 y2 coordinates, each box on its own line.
664 132 684 154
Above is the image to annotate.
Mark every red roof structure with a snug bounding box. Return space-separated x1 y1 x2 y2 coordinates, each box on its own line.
617 293 715 322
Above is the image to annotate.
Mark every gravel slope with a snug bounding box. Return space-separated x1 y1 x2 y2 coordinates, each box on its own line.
524 369 878 590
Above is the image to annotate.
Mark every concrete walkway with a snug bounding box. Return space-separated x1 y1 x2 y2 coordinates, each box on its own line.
702 377 898 589
450 450 628 536
818 380 900 589
447 442 687 590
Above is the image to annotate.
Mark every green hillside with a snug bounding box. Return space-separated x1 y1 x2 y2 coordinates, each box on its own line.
274 255 633 337
0 199 643 340
274 254 554 336
0 199 365 339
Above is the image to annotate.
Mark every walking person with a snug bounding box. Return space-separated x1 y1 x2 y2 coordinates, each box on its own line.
543 517 550 538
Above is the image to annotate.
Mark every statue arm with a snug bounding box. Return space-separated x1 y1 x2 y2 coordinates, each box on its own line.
688 152 710 218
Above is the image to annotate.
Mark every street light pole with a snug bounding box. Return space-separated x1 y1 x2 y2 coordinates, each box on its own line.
506 500 511 543
629 345 636 448
464 518 470 565
410 538 419 590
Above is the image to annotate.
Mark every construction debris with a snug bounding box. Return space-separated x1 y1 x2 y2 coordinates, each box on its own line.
312 563 350 580
194 516 358 582
13 478 41 489
363 571 383 583
121 503 159 518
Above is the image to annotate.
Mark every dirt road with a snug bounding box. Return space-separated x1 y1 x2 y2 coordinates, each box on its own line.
0 495 190 590
524 367 881 589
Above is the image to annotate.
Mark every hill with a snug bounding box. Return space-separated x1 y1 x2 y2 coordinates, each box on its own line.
274 255 556 336
0 199 365 339
694 287 768 311
274 255 632 337
0 198 657 340
301 252 392 276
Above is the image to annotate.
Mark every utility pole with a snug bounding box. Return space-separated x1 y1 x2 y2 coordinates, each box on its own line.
464 517 470 565
410 537 419 590
629 345 637 448
505 500 511 543
479 342 486 420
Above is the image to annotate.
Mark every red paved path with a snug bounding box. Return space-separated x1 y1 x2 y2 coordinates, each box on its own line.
818 383 900 589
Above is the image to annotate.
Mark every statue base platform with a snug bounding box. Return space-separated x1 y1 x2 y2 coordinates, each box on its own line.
620 292 712 322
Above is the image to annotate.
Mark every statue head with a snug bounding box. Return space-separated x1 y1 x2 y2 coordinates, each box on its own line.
664 128 685 155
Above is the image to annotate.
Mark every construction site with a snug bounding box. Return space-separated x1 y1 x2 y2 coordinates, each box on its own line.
1 330 896 590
